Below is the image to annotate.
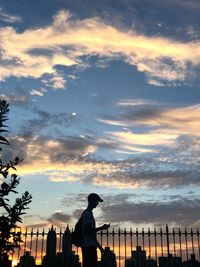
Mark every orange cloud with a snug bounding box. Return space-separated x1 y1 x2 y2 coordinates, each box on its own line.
0 10 200 86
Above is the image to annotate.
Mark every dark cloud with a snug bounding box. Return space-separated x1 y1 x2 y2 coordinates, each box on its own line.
1 134 96 164
0 93 29 106
1 98 200 190
122 107 166 123
23 213 71 228
19 107 78 136
47 212 71 225
1 129 200 190
25 222 50 229
27 48 55 57
61 193 200 228
98 168 200 188
100 194 200 227
100 104 198 128
72 209 84 220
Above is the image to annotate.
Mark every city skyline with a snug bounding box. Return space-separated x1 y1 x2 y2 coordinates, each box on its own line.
0 0 200 230
13 227 200 267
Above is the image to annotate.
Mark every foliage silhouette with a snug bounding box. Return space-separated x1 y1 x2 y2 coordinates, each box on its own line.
0 100 32 267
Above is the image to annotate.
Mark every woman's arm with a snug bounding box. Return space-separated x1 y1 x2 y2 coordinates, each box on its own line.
96 223 110 232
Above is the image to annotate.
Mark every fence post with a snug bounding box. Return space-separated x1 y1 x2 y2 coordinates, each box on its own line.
35 229 39 260
154 228 157 264
185 228 188 261
112 228 115 252
118 228 121 267
166 225 170 267
197 228 200 260
11 226 200 266
160 228 163 257
148 228 151 257
124 228 127 260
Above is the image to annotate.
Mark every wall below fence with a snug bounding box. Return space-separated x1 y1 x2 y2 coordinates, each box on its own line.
11 226 200 267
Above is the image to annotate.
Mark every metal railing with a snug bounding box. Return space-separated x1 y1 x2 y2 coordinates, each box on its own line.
11 225 200 266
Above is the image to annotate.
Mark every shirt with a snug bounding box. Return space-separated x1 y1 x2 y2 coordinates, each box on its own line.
81 209 98 247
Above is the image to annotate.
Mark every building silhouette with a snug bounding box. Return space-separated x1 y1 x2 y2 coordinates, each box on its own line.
159 254 182 267
146 256 157 267
15 229 200 267
17 226 80 267
17 251 35 267
61 226 80 267
125 246 156 267
42 226 57 267
125 246 146 267
182 254 200 267
100 247 117 267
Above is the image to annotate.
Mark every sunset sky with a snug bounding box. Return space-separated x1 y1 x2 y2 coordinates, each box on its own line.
1 0 200 230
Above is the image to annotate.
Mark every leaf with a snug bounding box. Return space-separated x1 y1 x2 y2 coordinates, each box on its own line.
0 136 9 144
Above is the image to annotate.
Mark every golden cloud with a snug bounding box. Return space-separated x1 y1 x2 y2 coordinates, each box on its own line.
0 10 200 85
100 103 200 137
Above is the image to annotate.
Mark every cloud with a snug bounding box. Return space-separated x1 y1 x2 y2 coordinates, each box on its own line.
147 79 165 87
99 103 200 137
100 194 200 227
0 10 200 86
1 101 200 190
47 212 71 226
172 0 200 10
1 124 200 190
0 11 22 24
24 212 71 228
24 222 50 228
107 131 178 151
117 99 157 107
30 89 47 96
0 93 29 105
42 72 67 90
18 107 78 136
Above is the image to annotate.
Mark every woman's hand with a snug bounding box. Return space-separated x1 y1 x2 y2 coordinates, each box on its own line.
101 223 111 230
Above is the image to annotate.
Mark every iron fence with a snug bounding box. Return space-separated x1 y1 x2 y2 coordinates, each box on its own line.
11 225 200 266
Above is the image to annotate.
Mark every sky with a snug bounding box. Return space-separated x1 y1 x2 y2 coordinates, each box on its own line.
0 0 200 230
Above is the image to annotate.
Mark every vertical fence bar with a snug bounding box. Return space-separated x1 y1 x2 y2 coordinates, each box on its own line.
100 230 103 247
23 228 27 254
191 228 194 255
124 228 127 260
197 228 200 261
58 228 62 253
179 228 182 259
185 228 189 261
142 228 145 251
12 226 200 267
112 228 115 253
154 228 157 263
166 225 170 267
30 229 33 255
35 229 39 260
118 228 121 267
106 228 109 247
172 228 176 257
41 229 45 261
148 228 151 257
130 228 133 253
160 228 163 257
17 228 22 260
11 228 16 262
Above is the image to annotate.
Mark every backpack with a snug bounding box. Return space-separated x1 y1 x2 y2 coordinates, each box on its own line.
71 214 83 247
